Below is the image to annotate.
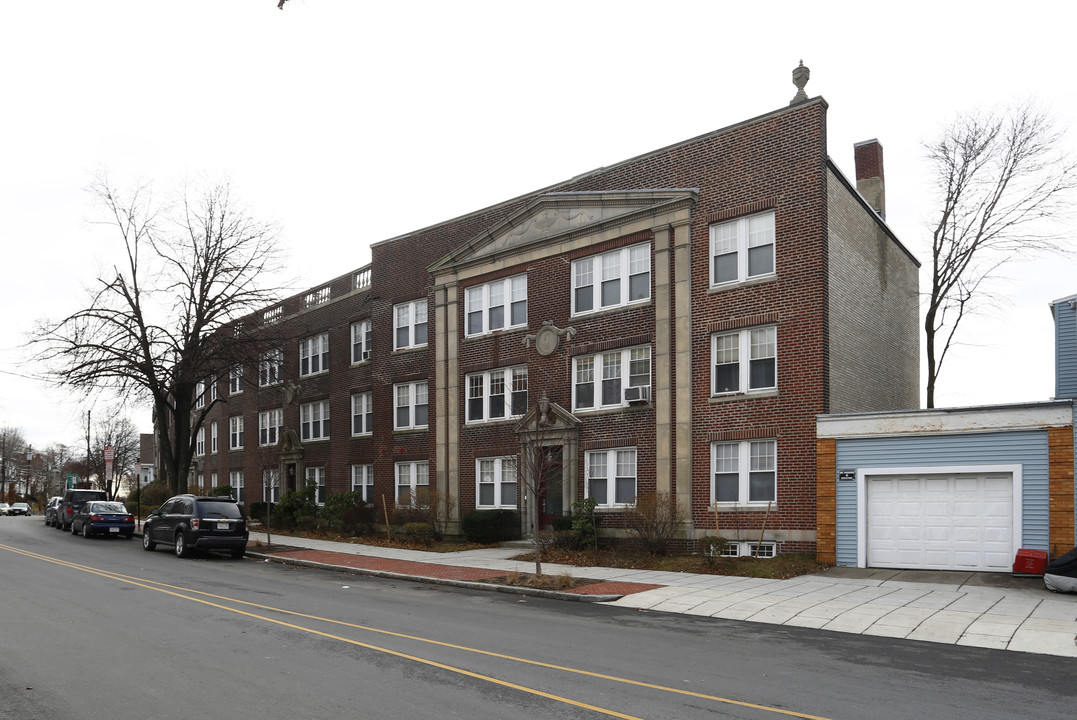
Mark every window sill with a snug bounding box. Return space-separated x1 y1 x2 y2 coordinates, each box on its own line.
709 389 777 404
571 298 652 321
463 326 528 341
573 403 652 415
708 274 776 294
393 427 429 434
298 370 329 379
464 415 525 427
712 502 778 511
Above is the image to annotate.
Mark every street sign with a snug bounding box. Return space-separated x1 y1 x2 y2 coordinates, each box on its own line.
66 473 78 489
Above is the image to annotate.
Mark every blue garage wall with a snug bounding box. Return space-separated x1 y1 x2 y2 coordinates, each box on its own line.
833 431 1049 567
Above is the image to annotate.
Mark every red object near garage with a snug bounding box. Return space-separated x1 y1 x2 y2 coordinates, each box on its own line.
1013 549 1048 576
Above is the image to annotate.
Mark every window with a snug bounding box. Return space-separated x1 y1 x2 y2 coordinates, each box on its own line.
195 427 205 456
351 392 373 436
229 470 244 503
466 366 527 423
210 472 218 490
262 469 279 503
300 400 330 441
476 457 517 508
712 326 776 395
394 300 428 350
194 381 206 409
710 210 775 286
259 408 283 447
209 375 218 402
306 466 326 506
351 464 374 502
260 349 283 387
585 448 637 507
396 461 429 507
229 365 243 395
465 275 527 336
300 333 329 377
210 421 218 454
572 243 650 315
229 416 244 450
711 439 776 505
394 381 428 430
573 346 650 410
351 320 372 363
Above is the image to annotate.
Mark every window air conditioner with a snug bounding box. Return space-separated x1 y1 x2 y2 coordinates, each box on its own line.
624 385 651 404
362 350 371 361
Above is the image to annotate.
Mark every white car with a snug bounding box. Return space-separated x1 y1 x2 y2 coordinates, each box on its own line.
0 503 10 516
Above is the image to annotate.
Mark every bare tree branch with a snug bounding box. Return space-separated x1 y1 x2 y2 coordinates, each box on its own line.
924 101 1077 407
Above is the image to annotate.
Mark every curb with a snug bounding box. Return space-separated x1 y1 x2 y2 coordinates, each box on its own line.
246 551 624 603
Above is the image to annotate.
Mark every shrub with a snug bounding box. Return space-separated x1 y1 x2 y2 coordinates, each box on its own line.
319 491 368 531
570 498 601 548
389 490 457 540
134 481 172 512
340 503 376 534
248 501 268 522
210 484 234 498
402 522 434 545
273 481 318 529
622 491 686 555
461 509 517 544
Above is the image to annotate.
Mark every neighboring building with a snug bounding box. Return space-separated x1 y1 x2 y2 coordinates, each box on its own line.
815 294 1077 571
194 66 920 555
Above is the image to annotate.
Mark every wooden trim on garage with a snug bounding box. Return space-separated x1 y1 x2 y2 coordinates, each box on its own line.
1048 425 1075 556
816 438 836 564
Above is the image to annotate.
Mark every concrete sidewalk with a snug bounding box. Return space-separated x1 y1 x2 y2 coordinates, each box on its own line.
246 532 1077 658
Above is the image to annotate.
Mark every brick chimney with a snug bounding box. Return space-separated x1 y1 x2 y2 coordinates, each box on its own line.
853 139 885 219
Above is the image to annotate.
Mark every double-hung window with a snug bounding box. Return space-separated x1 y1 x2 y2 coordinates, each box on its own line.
351 392 373 436
300 400 330 441
260 349 283 387
210 421 218 454
229 365 243 395
585 448 637 507
711 439 776 505
396 460 429 507
712 326 776 395
195 427 205 456
394 300 428 350
573 346 651 410
351 320 372 363
394 381 428 430
194 381 206 409
710 210 775 286
262 469 279 503
476 457 517 508
259 408 282 447
300 333 329 377
465 275 527 336
229 416 244 450
351 464 373 502
305 466 326 506
466 366 527 423
229 470 244 503
572 243 650 315
209 376 218 402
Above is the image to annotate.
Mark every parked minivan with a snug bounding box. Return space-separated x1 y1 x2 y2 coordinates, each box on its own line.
56 489 108 531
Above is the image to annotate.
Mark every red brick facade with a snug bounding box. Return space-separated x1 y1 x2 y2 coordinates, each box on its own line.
192 97 919 554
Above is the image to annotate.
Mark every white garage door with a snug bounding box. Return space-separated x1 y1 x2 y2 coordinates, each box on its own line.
867 472 1014 571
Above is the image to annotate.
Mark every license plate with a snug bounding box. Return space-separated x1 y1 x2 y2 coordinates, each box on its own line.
110 527 119 533
218 522 230 530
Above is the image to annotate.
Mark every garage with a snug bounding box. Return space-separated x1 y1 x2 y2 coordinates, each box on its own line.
865 471 1016 571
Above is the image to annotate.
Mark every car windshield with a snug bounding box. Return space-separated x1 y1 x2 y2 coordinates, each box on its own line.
198 501 243 519
92 502 127 514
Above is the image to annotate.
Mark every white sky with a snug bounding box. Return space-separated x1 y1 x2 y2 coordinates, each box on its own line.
2 0 1075 449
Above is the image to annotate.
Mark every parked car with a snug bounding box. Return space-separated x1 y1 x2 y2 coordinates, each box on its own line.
0 503 10 516
142 494 248 558
72 501 134 538
9 502 31 516
44 496 63 526
57 489 108 531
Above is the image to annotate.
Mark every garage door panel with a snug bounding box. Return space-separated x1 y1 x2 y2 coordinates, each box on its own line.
867 472 1013 572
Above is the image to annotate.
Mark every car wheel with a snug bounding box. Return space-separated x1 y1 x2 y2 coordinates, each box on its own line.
230 547 246 559
70 521 78 534
142 531 156 551
174 532 191 558
82 523 91 539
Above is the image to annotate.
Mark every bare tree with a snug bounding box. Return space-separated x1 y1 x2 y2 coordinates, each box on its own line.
33 176 288 494
84 412 141 500
514 394 565 577
1 426 28 502
924 102 1077 407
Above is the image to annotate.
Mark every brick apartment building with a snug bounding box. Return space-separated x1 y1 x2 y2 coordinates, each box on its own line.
190 71 919 556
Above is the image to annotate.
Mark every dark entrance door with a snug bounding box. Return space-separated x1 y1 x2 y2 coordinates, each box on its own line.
536 446 563 530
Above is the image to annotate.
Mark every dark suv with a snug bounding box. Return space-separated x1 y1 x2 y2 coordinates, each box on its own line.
56 489 108 531
142 495 248 558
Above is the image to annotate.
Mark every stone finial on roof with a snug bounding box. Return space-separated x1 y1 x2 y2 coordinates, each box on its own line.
790 60 810 105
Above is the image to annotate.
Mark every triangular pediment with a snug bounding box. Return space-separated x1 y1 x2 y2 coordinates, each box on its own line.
430 189 696 273
514 397 580 435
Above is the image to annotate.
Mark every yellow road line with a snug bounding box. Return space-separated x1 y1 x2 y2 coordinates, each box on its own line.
1 543 834 720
